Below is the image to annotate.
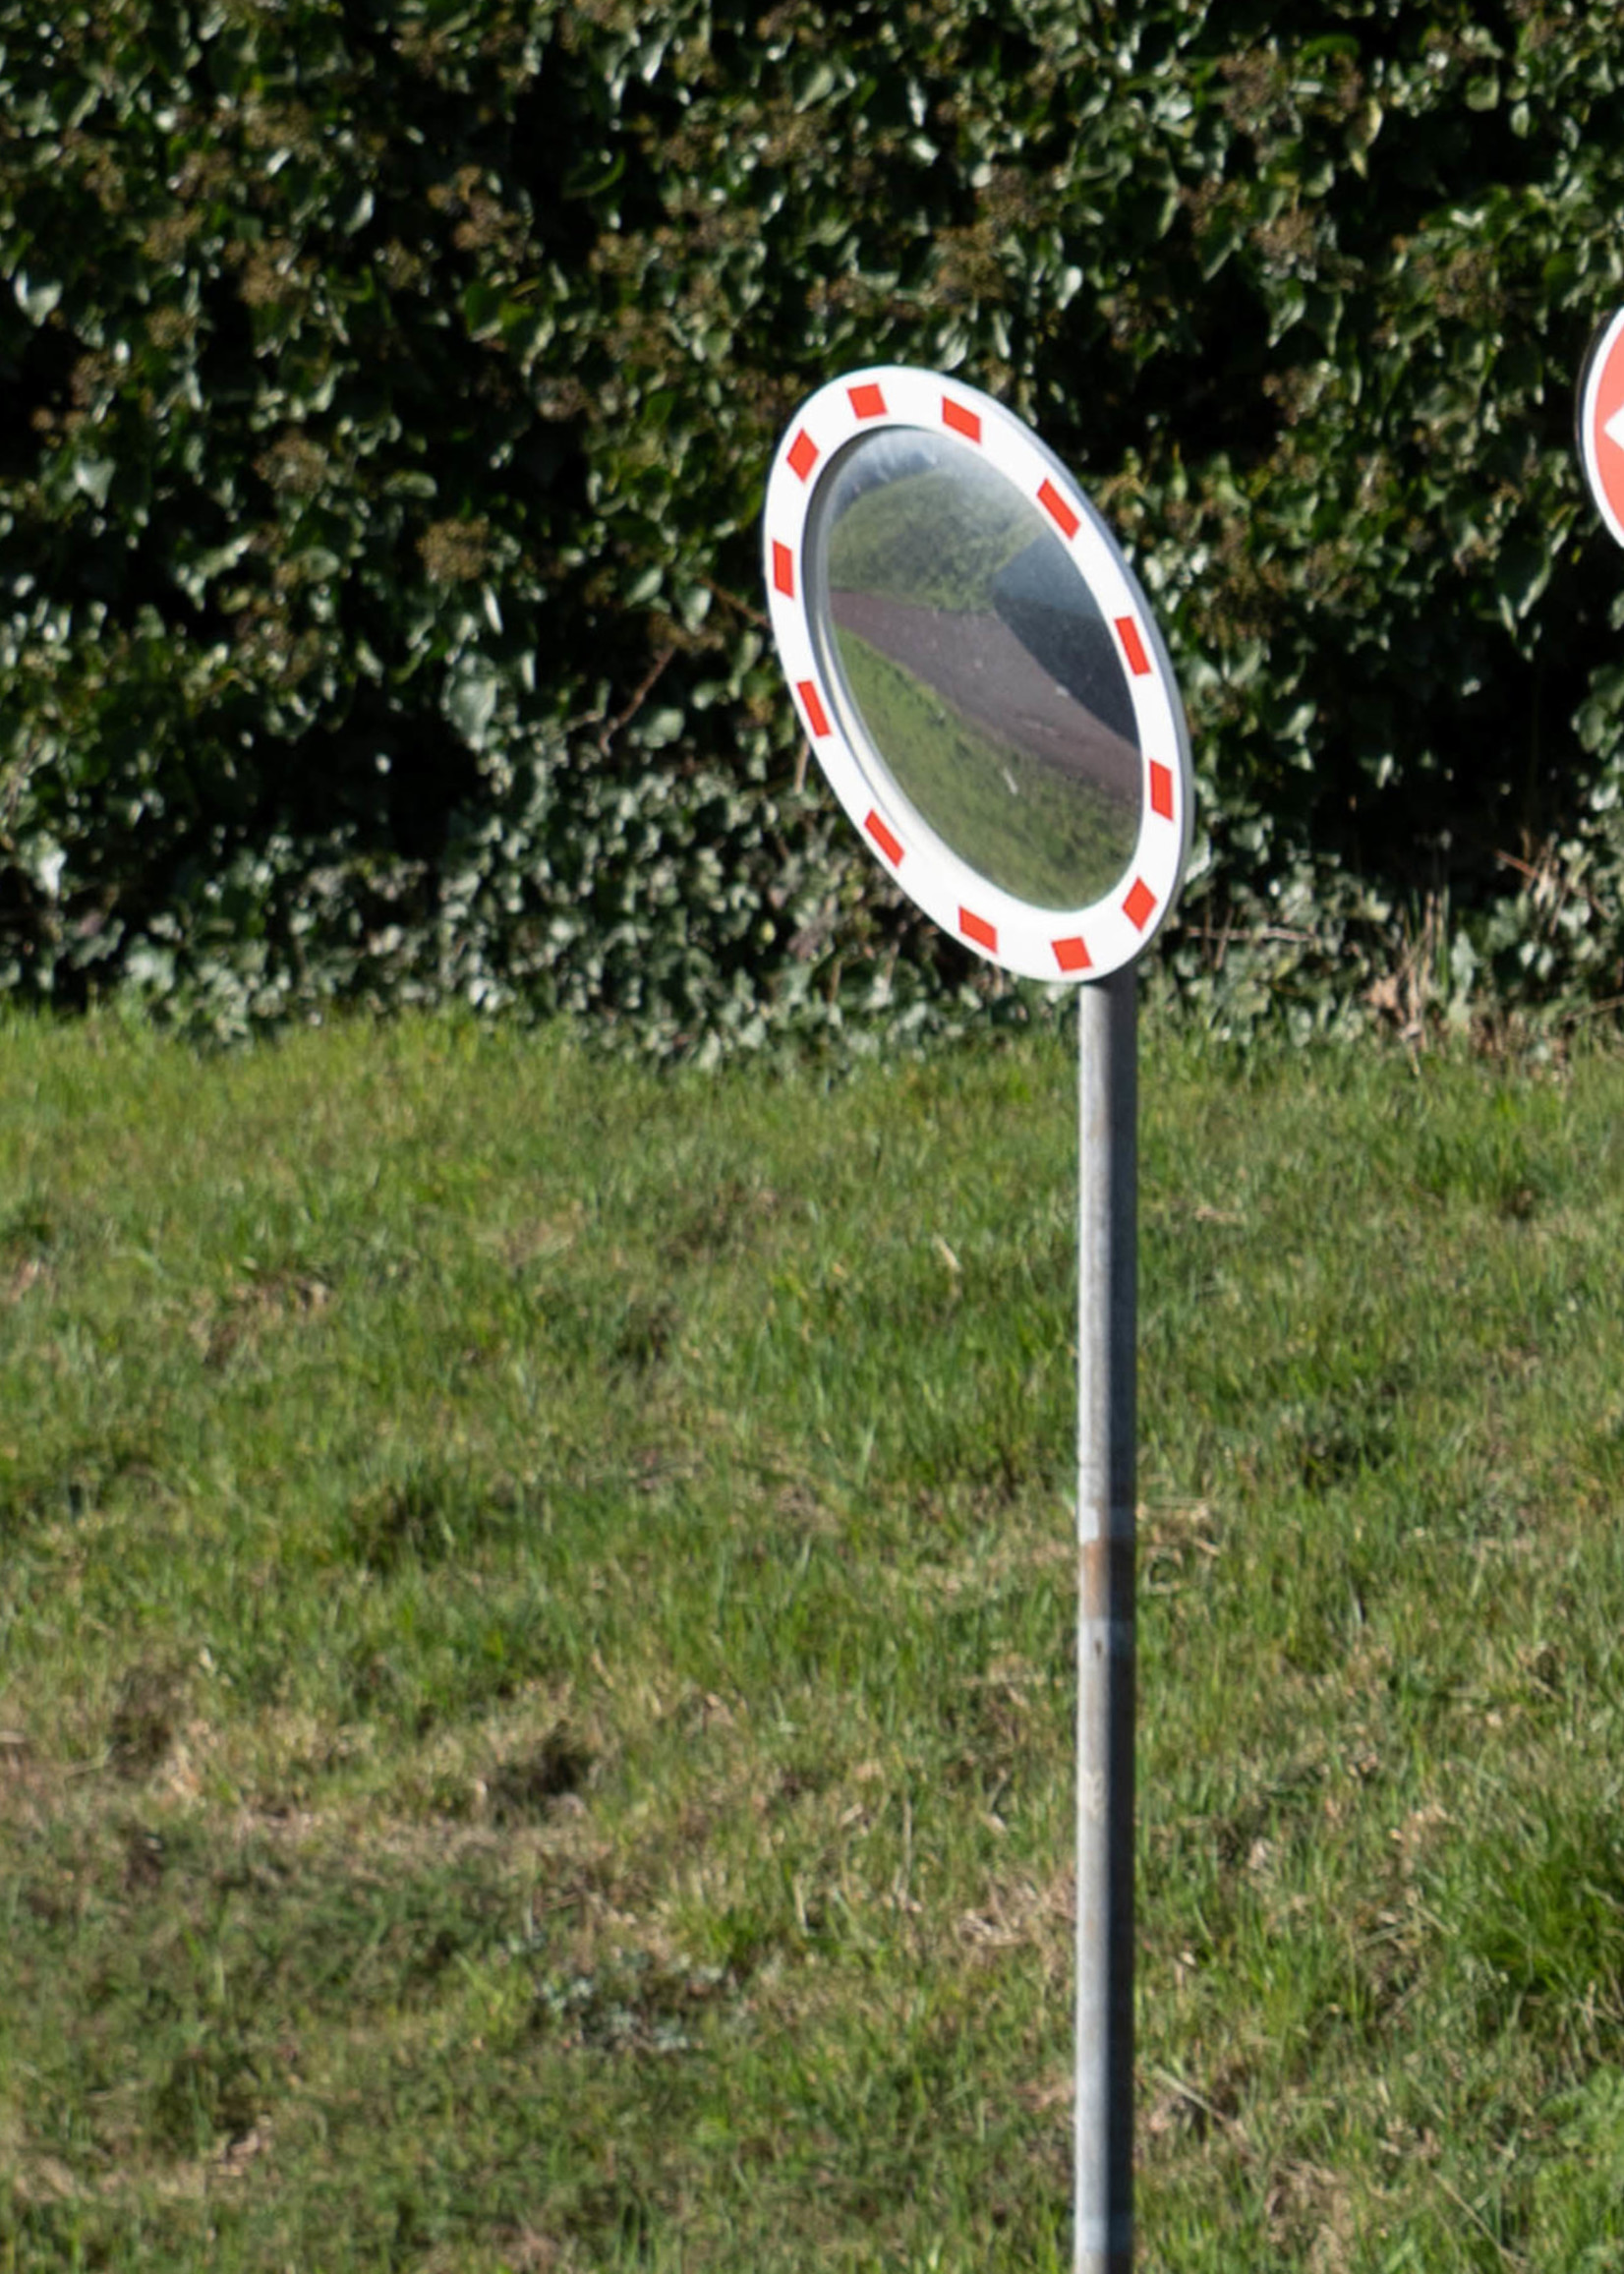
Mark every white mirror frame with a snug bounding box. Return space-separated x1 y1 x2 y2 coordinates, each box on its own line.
764 365 1193 982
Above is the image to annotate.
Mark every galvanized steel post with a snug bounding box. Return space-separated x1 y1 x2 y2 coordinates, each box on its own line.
1074 967 1136 2273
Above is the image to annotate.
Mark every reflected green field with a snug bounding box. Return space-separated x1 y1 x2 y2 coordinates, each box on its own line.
836 628 1138 909
827 465 1037 613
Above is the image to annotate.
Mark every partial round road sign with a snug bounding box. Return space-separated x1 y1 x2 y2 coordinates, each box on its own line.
762 367 1192 983
1577 307 1624 548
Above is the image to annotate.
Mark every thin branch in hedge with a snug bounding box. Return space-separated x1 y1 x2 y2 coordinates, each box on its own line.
1495 845 1604 926
598 646 675 755
700 576 770 630
561 647 677 753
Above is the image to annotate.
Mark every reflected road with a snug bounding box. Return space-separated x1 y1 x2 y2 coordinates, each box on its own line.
829 589 1140 810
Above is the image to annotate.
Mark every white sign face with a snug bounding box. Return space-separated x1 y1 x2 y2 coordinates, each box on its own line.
763 367 1192 981
1578 308 1624 549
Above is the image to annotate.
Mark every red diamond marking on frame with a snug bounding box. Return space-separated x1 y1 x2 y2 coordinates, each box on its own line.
1114 615 1151 676
959 907 998 953
1052 935 1092 972
942 397 982 442
864 810 904 866
849 382 888 420
796 679 831 738
1149 760 1174 821
1037 480 1079 540
1123 876 1157 931
772 541 794 599
787 428 819 483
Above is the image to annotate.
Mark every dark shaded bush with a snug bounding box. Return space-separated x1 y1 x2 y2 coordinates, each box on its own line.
3 0 1624 1048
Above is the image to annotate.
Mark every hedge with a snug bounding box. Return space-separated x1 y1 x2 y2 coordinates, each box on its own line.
5 0 1624 1050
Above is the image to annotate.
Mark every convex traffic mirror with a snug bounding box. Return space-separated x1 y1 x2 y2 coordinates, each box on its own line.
764 367 1192 981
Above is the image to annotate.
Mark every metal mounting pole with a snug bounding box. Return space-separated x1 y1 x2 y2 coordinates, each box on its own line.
1074 966 1137 2274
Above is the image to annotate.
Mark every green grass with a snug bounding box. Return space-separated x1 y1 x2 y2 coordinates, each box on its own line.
835 630 1136 908
4 1008 1624 2270
826 461 1034 614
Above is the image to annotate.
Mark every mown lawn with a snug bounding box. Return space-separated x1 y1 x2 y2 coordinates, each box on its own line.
3 1007 1624 2271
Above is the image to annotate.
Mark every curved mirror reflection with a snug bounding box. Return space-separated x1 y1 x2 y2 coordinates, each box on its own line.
810 429 1141 909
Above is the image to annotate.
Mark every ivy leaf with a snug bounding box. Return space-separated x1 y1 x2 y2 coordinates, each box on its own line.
445 669 500 747
13 270 63 323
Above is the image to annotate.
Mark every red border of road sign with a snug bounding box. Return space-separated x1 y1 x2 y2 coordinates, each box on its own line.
1578 307 1624 550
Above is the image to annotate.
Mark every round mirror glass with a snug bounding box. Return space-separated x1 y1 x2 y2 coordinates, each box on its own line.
806 428 1142 910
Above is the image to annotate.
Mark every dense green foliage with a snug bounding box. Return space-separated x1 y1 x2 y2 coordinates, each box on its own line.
5 0 1624 1046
